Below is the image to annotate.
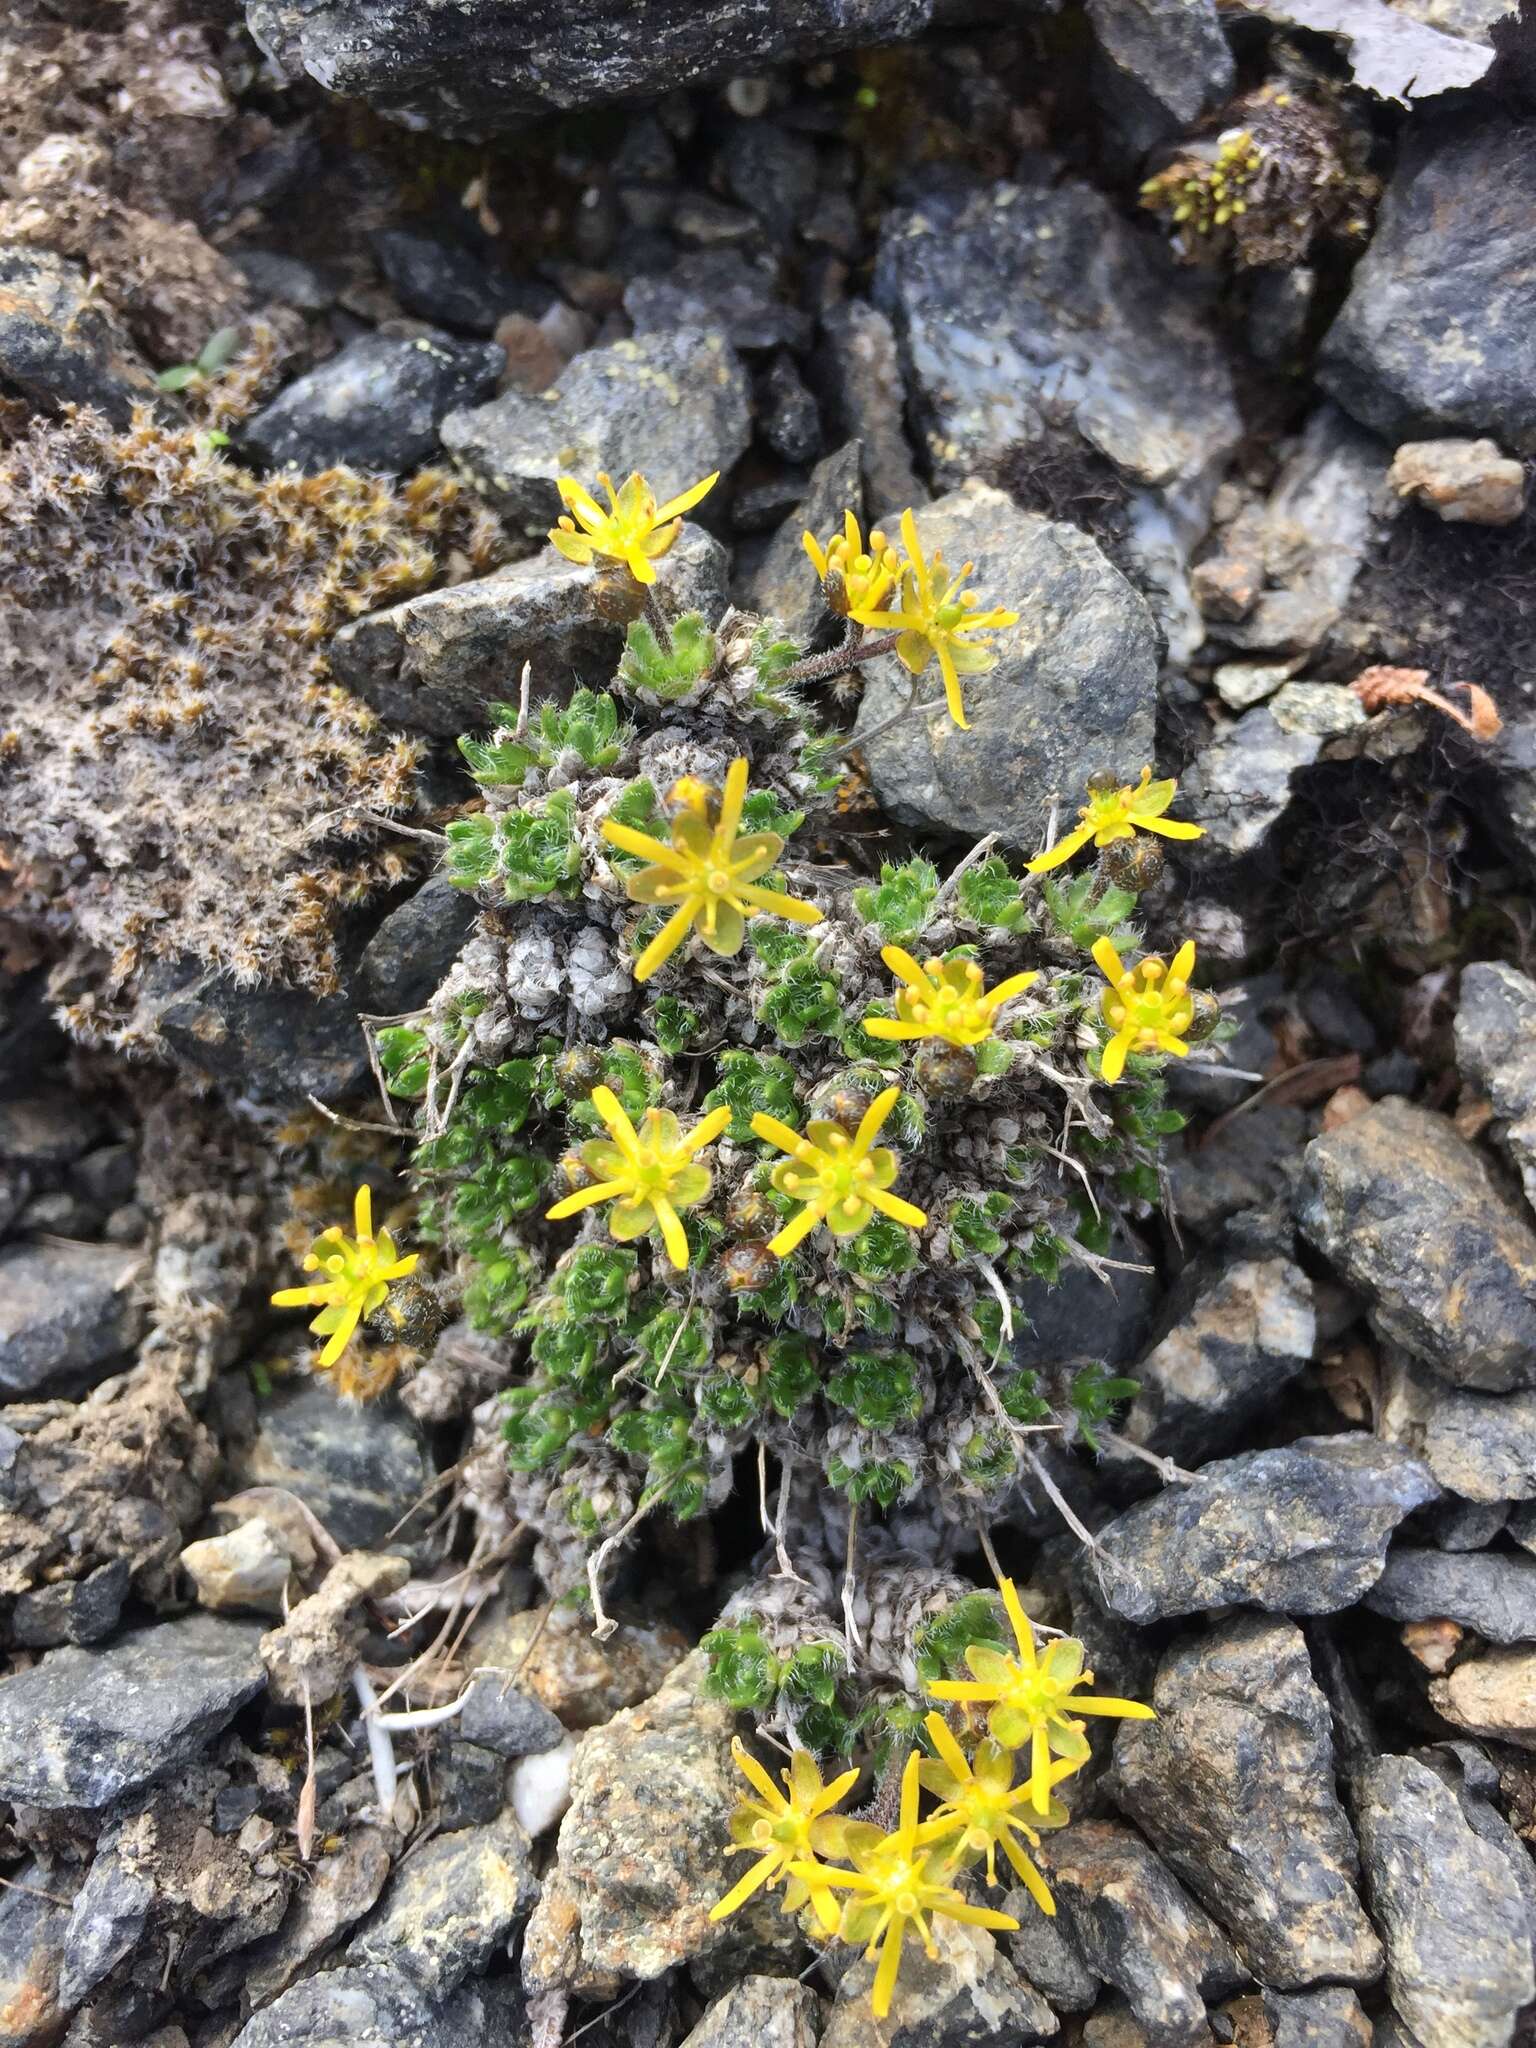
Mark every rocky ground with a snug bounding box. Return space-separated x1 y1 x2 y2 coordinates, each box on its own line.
3 0 1536 2044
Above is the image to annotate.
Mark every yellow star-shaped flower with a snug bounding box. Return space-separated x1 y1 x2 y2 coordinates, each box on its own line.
545 1084 730 1269
856 507 1018 731
749 1084 926 1259
1025 766 1203 874
710 1737 861 1935
270 1185 419 1369
864 946 1039 1049
548 468 718 585
1092 935 1198 1085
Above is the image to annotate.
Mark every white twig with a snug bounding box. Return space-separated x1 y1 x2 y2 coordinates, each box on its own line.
513 659 532 741
934 831 1001 910
1099 1430 1195 1485
587 1489 664 1640
841 1502 862 1669
771 1457 807 1584
973 1255 1014 1343
352 1665 400 1816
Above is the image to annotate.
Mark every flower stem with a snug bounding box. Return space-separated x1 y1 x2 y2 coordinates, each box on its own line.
643 585 673 655
782 628 902 689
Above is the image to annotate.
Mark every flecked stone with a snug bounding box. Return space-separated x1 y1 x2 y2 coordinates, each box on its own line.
1455 960 1536 1214
1379 1349 1536 1503
241 330 503 475
1181 708 1322 862
240 1826 394 2006
1429 1647 1536 1746
0 1612 264 1809
228 1963 526 2048
12 1557 131 1649
1364 1547 1536 1644
856 482 1158 841
1096 1435 1438 1624
1035 1822 1243 2048
626 251 810 354
824 1914 1058 2046
1084 0 1234 156
454 1674 564 1758
816 298 925 518
347 1815 536 1994
681 1974 821 2048
874 170 1239 493
744 439 862 645
1263 1986 1372 2048
1320 113 1536 453
1389 437 1526 525
1001 1894 1099 2012
1353 1754 1534 2048
0 1855 71 2046
1111 1616 1383 1987
230 1381 430 1557
0 1241 144 1401
440 329 751 531
332 523 727 737
1296 1098 1536 1392
0 245 157 424
470 1603 689 1729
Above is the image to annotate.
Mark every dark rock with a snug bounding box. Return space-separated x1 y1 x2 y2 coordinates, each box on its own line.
1084 0 1233 157
441 328 751 531
455 1675 563 1758
238 1824 394 2007
1263 1987 1372 2048
1036 1821 1243 2047
1426 1497 1509 1550
682 1975 820 2048
0 1094 102 1168
69 1145 137 1212
1114 1258 1315 1470
0 1612 264 1809
873 170 1239 493
356 877 478 1013
233 248 340 311
0 1241 143 1401
1421 1742 1536 1970
1379 1349 1536 1504
241 331 503 475
1001 1896 1099 2012
230 1382 430 1556
855 482 1159 840
823 1919 1058 2045
372 229 542 335
0 1855 71 2042
434 1742 508 1832
1300 976 1378 1057
1111 1616 1382 1986
228 1964 526 2047
1296 1099 1536 1392
331 522 727 737
0 246 157 425
718 122 820 240
58 1841 154 2006
1319 113 1536 453
1181 707 1322 863
1485 719 1536 887
148 965 365 1107
1455 959 1536 1213
625 251 810 354
347 1815 535 1994
744 439 862 645
246 0 937 135
816 299 925 519
1097 1434 1438 1624
758 353 822 465
1364 1547 1536 1644
12 1558 131 1648
1165 1107 1309 1242
731 473 813 534
1353 1754 1534 2048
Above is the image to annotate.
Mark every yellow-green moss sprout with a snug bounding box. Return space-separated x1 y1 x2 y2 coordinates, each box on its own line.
750 1085 926 1257
270 1184 419 1369
545 1086 731 1270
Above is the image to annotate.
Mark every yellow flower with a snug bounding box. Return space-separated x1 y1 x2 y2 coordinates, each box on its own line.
749 1084 926 1259
545 1084 730 1270
1092 935 1198 1085
928 1578 1153 1811
798 1750 1019 2018
600 756 823 982
1024 766 1203 874
803 510 901 621
915 1713 1075 1909
864 946 1039 1050
270 1185 419 1370
857 507 1018 731
548 469 719 585
710 1737 860 1935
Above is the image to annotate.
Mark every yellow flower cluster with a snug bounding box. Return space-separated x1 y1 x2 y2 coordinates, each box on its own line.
1139 126 1265 236
712 1576 1153 2019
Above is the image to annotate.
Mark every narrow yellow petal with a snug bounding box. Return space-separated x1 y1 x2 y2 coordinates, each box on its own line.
353 1184 373 1240
767 1204 822 1258
708 1854 779 1922
601 818 690 869
1139 816 1204 841
1000 1577 1037 1668
633 901 698 982
717 756 749 842
1071 1696 1156 1719
591 1085 641 1157
545 1180 628 1221
872 1926 903 2019
866 1187 926 1230
938 643 969 730
654 470 719 521
271 1285 330 1308
1024 823 1094 874
653 1195 690 1271
1091 937 1126 985
316 1302 362 1369
860 1017 919 1041
852 1086 899 1158
923 1712 972 1781
749 1112 808 1156
1099 1030 1131 1084
679 1105 732 1157
1169 939 1197 983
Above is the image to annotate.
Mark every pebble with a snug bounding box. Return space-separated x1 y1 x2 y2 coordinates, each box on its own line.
1388 437 1527 525
0 1241 144 1402
1364 1547 1536 1644
1455 960 1536 1215
0 245 158 425
347 1815 536 1995
682 1974 820 2048
230 1382 430 1558
241 330 503 475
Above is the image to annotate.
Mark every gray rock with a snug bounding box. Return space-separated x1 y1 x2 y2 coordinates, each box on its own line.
0 1612 264 1809
347 1815 535 1995
1096 1435 1438 1624
1001 1895 1100 2012
681 1975 820 2048
1085 0 1234 157
0 1856 70 2043
434 1742 508 1832
246 0 939 136
1263 1987 1372 2048
816 299 925 519
873 170 1239 493
0 1241 143 1401
0 1093 102 1167
372 229 539 336
1165 1106 1310 1243
240 1825 394 2006
441 328 751 531
231 1382 430 1556
228 1964 525 2048
1420 1742 1536 1972
1014 1222 1162 1372
856 482 1159 841
455 1674 563 1758
1270 683 1367 739
744 440 862 646
13 1558 131 1647
356 876 479 1012
0 246 157 425
1429 1645 1536 1746
626 251 810 354
1426 1497 1510 1550
758 354 822 466
1035 1821 1243 2048
1115 1257 1316 1469
1296 1099 1536 1392
1320 113 1536 453
1379 1348 1536 1503
1110 1616 1383 1986
59 1841 154 2005
241 330 503 475
1180 708 1323 863
331 523 727 738
825 1928 1057 2046
146 961 365 1107
1485 719 1536 887
1364 1548 1536 1644
1353 1754 1534 2048
1455 960 1536 1214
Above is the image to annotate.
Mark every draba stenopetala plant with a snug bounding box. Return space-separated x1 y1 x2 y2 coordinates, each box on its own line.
352 466 1206 2009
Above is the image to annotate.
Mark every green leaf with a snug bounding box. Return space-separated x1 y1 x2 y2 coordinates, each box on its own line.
852 858 940 945
956 855 1030 932
617 612 716 701
443 813 500 890
155 363 199 392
